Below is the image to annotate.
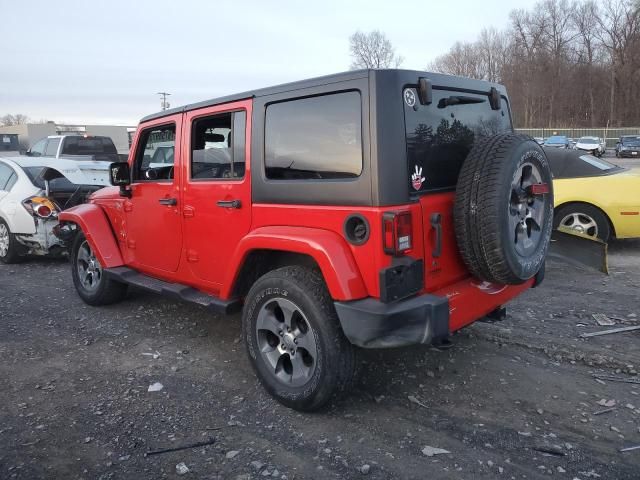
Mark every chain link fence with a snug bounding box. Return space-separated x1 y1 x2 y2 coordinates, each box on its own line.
515 127 640 148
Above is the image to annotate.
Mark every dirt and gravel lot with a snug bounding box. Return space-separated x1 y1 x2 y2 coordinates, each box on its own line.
1 237 639 479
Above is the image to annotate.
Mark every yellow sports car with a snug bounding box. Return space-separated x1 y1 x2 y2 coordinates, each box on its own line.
544 149 640 242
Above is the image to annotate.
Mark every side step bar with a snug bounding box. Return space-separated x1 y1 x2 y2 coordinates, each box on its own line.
104 266 242 315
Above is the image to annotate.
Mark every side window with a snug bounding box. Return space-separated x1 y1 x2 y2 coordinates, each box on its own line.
264 91 362 180
44 138 61 156
134 125 176 181
0 164 14 190
5 173 17 191
29 139 47 157
190 111 245 180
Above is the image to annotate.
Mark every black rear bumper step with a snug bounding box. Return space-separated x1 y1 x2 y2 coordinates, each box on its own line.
104 266 241 315
334 293 449 348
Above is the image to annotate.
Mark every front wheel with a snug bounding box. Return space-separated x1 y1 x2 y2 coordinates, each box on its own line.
242 266 356 412
71 232 127 305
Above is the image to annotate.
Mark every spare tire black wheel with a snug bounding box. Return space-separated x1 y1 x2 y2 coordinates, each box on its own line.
454 133 554 285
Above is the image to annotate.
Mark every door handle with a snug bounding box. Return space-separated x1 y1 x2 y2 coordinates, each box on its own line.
217 199 241 209
158 197 177 206
430 212 442 258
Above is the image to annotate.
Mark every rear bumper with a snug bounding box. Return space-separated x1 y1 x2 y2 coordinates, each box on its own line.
334 294 449 348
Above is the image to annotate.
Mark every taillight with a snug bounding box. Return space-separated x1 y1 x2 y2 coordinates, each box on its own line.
22 196 58 219
34 204 52 218
382 211 412 255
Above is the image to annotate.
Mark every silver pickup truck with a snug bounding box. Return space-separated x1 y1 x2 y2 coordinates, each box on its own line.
24 135 123 186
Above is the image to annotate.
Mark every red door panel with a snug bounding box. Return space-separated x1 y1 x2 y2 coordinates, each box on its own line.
125 115 183 273
182 100 252 287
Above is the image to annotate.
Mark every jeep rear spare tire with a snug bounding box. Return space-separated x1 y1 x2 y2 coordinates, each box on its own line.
454 133 553 285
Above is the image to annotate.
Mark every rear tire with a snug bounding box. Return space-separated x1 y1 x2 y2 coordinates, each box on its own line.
242 266 356 412
71 232 127 305
0 219 26 264
554 203 611 242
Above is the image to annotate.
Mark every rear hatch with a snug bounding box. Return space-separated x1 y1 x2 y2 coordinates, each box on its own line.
403 86 513 291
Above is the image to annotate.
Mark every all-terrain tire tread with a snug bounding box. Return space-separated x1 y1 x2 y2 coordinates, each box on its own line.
454 133 552 284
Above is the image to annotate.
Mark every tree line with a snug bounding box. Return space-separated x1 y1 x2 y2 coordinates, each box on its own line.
0 114 30 126
428 0 640 128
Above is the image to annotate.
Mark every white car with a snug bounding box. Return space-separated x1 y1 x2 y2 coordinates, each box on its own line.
0 156 103 263
574 136 605 157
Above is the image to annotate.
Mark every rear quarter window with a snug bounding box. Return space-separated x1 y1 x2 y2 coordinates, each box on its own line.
61 137 117 155
264 91 362 180
404 88 512 193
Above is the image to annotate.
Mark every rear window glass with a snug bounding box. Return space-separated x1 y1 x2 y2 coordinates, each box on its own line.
265 91 362 180
544 150 621 178
579 155 615 170
61 137 117 155
404 88 512 193
23 166 76 190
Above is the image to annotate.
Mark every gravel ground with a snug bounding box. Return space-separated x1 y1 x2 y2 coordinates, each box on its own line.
1 238 639 480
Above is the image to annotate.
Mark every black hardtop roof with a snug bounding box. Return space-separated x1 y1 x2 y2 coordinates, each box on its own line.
140 69 507 124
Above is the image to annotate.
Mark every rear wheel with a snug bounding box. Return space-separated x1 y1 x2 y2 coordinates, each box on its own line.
0 219 26 264
242 266 355 411
71 232 127 305
554 203 611 242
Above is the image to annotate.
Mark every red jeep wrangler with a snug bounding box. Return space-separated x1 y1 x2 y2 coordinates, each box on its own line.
58 70 553 411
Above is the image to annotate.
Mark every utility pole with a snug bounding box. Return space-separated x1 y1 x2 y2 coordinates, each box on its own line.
157 92 171 111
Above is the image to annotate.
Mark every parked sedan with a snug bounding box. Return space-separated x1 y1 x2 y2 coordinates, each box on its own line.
615 135 640 158
0 157 101 263
574 136 605 157
543 135 570 149
546 149 640 242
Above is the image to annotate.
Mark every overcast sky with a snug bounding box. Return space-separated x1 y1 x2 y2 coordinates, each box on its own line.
1 0 536 125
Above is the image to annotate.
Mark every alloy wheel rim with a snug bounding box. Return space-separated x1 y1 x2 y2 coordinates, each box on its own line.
255 297 318 387
559 213 598 238
0 224 9 257
76 241 102 291
508 162 547 257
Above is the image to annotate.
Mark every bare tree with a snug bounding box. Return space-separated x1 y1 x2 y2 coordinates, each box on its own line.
0 114 30 126
349 30 404 69
477 28 509 82
429 41 484 79
428 0 640 128
595 0 640 125
540 0 579 126
573 1 602 125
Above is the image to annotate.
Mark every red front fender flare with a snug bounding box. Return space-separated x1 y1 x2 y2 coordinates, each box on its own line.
223 226 368 301
59 204 124 268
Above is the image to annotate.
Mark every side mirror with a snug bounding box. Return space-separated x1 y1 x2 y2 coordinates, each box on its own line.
109 162 132 197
